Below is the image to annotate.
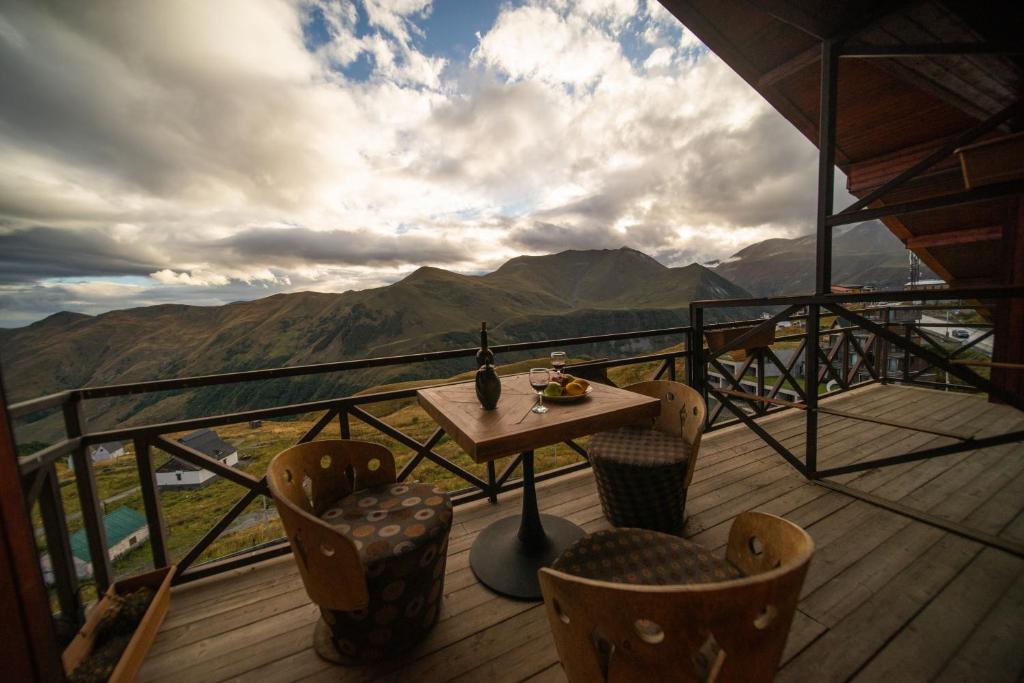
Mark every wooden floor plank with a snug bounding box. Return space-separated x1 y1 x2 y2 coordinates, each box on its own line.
851 547 1023 682
777 533 983 683
136 384 1024 683
933 567 1024 682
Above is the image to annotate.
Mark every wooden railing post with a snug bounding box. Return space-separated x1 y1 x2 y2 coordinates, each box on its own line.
64 393 112 591
903 324 912 382
338 407 351 439
134 438 169 568
805 306 820 478
880 308 891 383
37 464 83 632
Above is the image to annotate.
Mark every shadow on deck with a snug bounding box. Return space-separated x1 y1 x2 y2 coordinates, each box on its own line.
138 383 1024 682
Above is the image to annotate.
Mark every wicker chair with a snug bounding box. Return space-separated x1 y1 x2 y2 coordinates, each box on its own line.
267 440 453 664
588 380 706 534
539 512 814 683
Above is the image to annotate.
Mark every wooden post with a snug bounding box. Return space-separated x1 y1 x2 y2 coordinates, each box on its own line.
135 438 169 568
990 198 1023 404
64 394 113 591
805 306 820 478
0 373 64 681
815 38 839 294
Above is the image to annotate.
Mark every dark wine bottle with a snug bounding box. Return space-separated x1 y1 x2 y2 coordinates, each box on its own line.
475 322 501 410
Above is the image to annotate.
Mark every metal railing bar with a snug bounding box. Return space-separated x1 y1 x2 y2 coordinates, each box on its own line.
347 406 490 492
826 304 1022 410
74 326 694 400
176 486 265 577
691 285 1024 310
18 437 80 476
562 440 588 459
707 305 803 359
296 408 339 445
397 428 444 482
175 539 292 585
134 439 169 569
496 453 524 487
65 396 112 592
708 388 807 475
8 390 72 419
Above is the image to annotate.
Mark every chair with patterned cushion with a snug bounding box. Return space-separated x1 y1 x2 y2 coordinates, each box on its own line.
588 380 706 535
267 439 453 665
539 512 814 682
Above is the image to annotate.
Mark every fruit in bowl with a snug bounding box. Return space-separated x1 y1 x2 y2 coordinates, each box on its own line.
543 381 563 397
564 380 587 396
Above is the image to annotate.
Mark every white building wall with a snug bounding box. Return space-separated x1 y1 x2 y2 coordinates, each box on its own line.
155 450 240 488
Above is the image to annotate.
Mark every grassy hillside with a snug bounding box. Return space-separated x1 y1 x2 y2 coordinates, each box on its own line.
4 248 751 444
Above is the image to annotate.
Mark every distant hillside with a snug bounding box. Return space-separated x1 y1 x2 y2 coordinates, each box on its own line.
713 221 937 296
2 247 754 443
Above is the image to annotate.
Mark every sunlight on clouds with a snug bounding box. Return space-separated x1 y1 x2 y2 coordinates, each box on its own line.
0 0 833 324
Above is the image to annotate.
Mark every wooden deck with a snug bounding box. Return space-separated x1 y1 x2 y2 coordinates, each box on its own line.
138 384 1024 682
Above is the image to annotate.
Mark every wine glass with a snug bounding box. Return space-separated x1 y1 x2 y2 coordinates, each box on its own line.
529 368 550 414
550 351 566 378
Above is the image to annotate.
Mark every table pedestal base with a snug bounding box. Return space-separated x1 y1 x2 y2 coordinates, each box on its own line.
469 450 585 600
470 513 584 600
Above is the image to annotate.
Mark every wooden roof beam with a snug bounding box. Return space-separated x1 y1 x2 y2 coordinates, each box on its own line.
906 225 1003 249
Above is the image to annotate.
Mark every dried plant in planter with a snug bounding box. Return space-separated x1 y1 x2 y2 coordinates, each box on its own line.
69 587 155 683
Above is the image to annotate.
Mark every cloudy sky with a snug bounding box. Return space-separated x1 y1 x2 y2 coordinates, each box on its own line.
0 0 846 327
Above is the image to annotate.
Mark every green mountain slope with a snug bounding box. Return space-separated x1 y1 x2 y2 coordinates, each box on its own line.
712 221 937 296
2 248 753 442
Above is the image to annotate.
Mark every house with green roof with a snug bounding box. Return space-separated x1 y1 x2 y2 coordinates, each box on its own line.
68 506 148 578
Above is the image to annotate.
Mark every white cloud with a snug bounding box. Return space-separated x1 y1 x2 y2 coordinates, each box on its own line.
0 0 845 325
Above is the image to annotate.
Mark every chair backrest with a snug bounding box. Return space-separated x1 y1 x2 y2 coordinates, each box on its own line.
267 439 397 611
538 512 814 683
624 380 707 486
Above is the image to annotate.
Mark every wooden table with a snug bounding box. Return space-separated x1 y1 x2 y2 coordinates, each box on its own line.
417 374 660 600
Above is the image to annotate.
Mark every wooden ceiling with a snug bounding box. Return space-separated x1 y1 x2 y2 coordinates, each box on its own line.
658 0 1023 288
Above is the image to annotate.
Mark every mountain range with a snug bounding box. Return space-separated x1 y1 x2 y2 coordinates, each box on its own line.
1 248 754 443
712 220 929 296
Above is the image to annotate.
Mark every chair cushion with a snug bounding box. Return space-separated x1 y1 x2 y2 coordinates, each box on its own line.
317 482 454 663
320 482 452 568
552 528 742 586
589 426 689 466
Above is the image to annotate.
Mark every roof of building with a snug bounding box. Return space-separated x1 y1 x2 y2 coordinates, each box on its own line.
69 506 147 562
659 0 1022 291
156 428 238 473
89 440 125 454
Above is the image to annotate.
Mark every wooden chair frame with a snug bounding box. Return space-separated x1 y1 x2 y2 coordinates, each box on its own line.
267 439 397 611
623 380 707 489
538 512 814 683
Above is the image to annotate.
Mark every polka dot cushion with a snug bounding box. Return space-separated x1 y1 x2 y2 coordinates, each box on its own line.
552 528 742 586
317 482 453 664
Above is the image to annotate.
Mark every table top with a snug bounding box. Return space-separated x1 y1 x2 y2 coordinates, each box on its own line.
416 374 660 463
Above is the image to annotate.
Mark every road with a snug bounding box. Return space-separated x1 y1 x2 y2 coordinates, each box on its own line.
919 315 993 355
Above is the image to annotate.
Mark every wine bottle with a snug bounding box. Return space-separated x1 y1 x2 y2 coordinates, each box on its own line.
475 322 501 410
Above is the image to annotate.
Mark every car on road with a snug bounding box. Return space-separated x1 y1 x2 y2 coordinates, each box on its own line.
951 329 970 340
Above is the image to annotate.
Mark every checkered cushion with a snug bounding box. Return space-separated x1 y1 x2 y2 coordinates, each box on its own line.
589 426 690 534
317 482 453 664
552 528 742 585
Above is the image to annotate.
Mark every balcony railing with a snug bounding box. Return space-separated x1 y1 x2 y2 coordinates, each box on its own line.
10 285 1022 637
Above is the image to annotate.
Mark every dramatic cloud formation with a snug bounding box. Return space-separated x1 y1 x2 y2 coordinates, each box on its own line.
0 0 844 326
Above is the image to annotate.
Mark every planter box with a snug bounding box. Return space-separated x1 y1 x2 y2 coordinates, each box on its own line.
956 132 1024 189
705 325 776 360
63 565 175 683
